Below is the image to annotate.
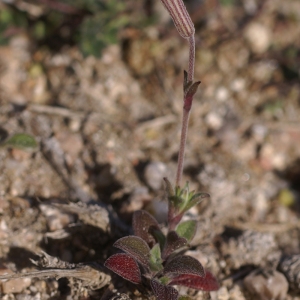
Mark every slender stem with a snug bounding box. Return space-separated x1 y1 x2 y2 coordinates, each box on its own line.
175 108 190 187
187 36 195 82
175 35 195 187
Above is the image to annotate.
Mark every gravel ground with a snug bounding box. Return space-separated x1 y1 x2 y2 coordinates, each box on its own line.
0 0 300 299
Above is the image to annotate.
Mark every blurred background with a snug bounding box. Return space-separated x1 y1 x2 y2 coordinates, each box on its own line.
0 0 300 299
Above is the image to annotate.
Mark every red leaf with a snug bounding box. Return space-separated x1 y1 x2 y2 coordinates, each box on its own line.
164 255 205 278
151 279 179 300
114 236 150 266
104 253 141 284
168 271 219 291
133 210 161 247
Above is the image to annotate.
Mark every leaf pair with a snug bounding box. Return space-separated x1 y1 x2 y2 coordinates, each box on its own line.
165 178 209 230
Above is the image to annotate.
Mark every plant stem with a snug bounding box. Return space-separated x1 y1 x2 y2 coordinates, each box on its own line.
175 108 190 187
175 36 195 187
187 36 195 82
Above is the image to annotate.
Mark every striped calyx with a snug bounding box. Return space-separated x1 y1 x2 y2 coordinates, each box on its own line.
160 0 195 38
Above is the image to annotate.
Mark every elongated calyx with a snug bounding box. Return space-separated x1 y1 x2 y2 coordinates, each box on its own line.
160 0 195 38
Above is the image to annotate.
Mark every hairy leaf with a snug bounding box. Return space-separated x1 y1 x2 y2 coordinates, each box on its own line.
185 81 200 99
149 244 163 272
164 255 205 277
114 236 150 266
183 70 193 96
176 220 197 242
182 192 210 213
169 271 219 291
183 81 201 111
151 279 179 300
2 133 38 150
132 210 161 247
150 227 166 249
162 231 188 260
104 253 141 284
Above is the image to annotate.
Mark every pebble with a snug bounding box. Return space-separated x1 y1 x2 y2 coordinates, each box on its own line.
230 78 246 93
144 161 168 191
245 23 271 54
244 270 288 300
0 269 31 294
205 112 223 131
39 204 75 231
215 86 229 102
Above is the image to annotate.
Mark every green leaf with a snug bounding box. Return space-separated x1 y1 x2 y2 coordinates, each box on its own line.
114 236 150 266
176 220 197 242
164 178 184 210
150 227 166 250
1 133 38 151
159 276 171 285
182 192 210 212
149 244 163 272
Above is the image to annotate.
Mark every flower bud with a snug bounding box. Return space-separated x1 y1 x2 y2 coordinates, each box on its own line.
160 0 195 38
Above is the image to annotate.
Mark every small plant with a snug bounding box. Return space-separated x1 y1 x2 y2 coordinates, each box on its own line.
0 133 38 151
104 0 219 299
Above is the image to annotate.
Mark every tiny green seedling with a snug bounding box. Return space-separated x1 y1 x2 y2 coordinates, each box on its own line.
104 1 219 299
0 133 38 151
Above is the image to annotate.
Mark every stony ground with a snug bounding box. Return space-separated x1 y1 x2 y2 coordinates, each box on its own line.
0 0 300 299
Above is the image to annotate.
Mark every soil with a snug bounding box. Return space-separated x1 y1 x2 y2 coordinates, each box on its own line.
0 0 300 299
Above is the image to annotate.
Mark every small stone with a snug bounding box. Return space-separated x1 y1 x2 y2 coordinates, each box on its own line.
146 199 168 223
39 204 75 231
205 112 223 130
220 230 278 269
215 86 229 102
210 286 229 300
230 78 246 92
244 270 288 300
144 161 167 191
278 254 300 292
245 23 271 54
0 269 31 294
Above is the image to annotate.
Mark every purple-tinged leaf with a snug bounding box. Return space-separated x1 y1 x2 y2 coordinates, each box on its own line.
185 81 200 99
104 253 141 284
132 210 161 247
164 255 205 278
183 81 200 111
151 279 179 300
169 270 219 291
183 70 193 96
162 231 188 260
176 220 197 242
114 236 150 266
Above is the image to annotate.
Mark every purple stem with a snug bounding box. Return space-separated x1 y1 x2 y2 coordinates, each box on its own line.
187 36 195 82
175 36 196 187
